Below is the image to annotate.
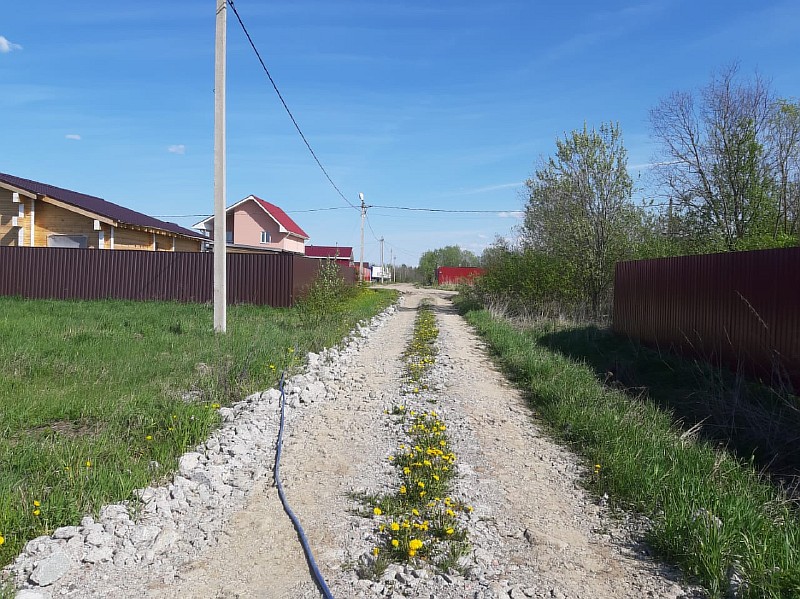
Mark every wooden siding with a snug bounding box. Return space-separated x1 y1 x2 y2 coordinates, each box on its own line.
0 189 20 246
174 236 202 252
34 201 101 248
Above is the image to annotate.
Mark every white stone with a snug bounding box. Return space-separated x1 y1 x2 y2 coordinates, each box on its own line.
29 552 72 587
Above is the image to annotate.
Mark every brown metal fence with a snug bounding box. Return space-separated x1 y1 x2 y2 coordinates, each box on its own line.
0 246 354 307
613 247 800 392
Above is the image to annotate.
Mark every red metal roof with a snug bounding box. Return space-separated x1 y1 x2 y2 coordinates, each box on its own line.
252 196 309 239
304 245 354 259
0 172 202 239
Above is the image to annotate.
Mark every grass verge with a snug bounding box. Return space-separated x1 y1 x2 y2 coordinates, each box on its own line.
0 288 395 568
456 303 800 599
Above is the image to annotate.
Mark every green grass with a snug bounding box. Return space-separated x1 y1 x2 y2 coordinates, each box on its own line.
456 303 800 598
0 289 395 568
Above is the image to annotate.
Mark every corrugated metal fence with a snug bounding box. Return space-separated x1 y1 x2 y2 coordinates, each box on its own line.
613 247 800 392
0 246 355 307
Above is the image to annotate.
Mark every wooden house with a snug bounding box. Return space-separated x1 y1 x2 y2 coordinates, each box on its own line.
0 172 203 251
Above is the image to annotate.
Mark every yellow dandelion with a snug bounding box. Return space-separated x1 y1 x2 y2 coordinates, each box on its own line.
145 435 153 441
0 533 4 545
445 528 454 535
399 485 407 494
372 547 380 556
408 549 417 557
33 500 41 507
373 507 382 516
391 539 399 548
390 522 400 532
411 508 420 517
409 539 423 551
85 460 92 468
33 509 41 516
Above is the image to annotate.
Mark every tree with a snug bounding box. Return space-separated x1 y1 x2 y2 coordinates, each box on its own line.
418 246 479 285
649 65 800 250
522 122 639 319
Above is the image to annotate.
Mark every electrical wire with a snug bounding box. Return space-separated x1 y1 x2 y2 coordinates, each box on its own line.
226 0 358 212
275 372 335 599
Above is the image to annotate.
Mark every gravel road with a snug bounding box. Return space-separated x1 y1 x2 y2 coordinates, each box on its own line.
7 286 703 599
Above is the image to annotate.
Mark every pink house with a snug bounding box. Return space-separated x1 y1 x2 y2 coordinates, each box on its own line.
194 195 308 254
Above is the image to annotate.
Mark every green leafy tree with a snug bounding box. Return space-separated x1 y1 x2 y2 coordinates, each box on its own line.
522 122 639 319
649 65 800 250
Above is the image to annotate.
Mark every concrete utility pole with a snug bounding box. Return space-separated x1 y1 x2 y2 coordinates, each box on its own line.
379 237 384 284
213 0 227 333
358 192 366 283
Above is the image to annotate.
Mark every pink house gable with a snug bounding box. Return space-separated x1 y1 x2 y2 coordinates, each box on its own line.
194 195 308 254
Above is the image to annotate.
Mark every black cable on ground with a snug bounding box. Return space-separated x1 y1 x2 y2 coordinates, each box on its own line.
275 372 335 599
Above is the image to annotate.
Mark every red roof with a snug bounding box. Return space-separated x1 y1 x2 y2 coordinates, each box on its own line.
305 245 354 260
0 172 202 239
252 196 309 239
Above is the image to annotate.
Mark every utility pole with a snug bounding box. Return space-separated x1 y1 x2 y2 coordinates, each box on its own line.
379 237 384 284
213 0 227 333
358 192 366 283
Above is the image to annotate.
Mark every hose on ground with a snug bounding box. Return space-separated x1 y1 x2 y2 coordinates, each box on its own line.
275 372 335 599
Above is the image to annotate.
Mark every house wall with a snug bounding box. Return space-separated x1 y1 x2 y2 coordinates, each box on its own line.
0 188 23 246
232 200 305 254
34 201 101 248
233 201 281 247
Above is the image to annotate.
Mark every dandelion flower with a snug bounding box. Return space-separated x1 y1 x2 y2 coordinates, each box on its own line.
372 547 380 556
399 485 407 494
33 500 41 507
391 539 399 548
390 522 400 532
411 508 419 517
373 507 382 516
85 460 92 468
33 509 41 516
445 528 454 535
145 435 153 441
409 539 423 551
0 533 4 545
408 549 417 557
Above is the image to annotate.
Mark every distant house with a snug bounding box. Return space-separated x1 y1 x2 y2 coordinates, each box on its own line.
437 266 485 285
304 245 354 266
0 172 204 251
193 195 308 254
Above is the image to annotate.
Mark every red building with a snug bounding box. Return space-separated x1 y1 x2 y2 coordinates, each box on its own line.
436 266 485 285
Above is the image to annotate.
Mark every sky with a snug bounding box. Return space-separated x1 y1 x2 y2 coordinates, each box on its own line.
2 1 799 266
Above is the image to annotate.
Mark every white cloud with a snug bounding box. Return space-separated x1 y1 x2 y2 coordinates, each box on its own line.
0 36 22 53
65 134 81 140
497 211 524 219
167 144 186 155
457 181 523 196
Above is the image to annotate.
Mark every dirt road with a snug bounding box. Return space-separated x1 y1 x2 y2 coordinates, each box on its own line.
11 286 698 598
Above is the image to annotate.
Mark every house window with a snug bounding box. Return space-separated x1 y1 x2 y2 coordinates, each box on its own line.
47 234 88 248
260 231 271 244
226 231 233 244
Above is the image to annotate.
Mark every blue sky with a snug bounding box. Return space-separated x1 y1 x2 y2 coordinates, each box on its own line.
2 1 799 266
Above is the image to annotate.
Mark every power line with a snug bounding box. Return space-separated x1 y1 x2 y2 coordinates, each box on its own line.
226 0 358 211
371 205 521 213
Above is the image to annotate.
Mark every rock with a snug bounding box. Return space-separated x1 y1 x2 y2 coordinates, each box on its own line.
29 552 73 587
83 544 114 564
178 452 203 475
51 527 81 540
15 590 49 599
